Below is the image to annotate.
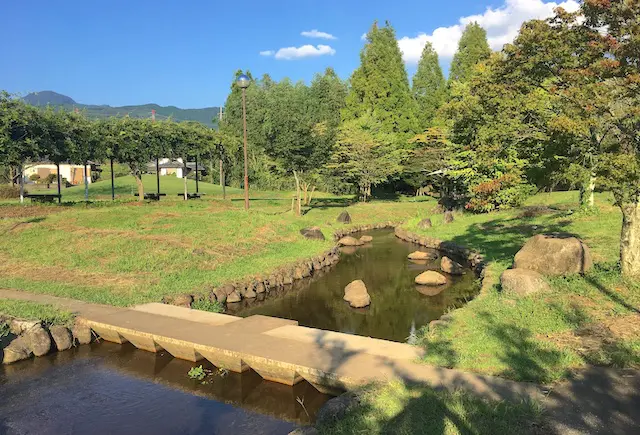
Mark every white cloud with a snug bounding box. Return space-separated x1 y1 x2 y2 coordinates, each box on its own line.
301 29 337 40
360 32 367 41
259 50 275 56
398 0 580 64
274 44 336 60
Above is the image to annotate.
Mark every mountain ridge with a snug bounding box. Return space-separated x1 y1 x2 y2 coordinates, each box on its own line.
22 91 220 127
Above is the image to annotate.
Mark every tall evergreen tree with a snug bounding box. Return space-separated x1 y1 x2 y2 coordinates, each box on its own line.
344 21 418 134
449 22 491 83
412 42 446 130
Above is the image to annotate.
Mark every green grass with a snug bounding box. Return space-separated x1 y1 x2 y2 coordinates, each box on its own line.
318 381 542 435
0 190 437 306
0 299 74 327
401 192 640 383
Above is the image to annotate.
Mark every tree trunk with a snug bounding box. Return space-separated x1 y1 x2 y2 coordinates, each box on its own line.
19 164 24 204
10 166 15 186
293 170 301 216
84 163 89 202
183 158 188 200
135 172 144 202
306 186 316 206
620 201 640 278
588 173 596 208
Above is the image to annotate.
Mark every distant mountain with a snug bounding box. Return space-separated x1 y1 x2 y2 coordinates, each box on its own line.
22 91 220 127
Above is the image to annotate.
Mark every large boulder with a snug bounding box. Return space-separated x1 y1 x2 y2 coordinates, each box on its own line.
72 323 93 345
24 325 52 357
9 319 40 335
408 251 436 261
300 227 325 241
417 218 433 229
338 236 364 247
343 280 371 308
500 269 552 296
2 336 33 364
441 256 464 275
513 234 593 275
415 271 448 286
49 325 73 351
336 211 352 224
315 392 360 426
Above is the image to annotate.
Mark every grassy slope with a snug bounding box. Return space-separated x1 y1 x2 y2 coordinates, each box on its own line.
0 187 435 305
318 382 542 435
0 299 73 327
402 192 640 383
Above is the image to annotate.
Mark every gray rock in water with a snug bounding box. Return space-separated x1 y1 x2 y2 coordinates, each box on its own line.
514 234 593 276
25 325 51 357
441 256 464 275
343 280 371 308
417 218 432 229
336 211 352 224
2 336 33 364
49 325 73 351
72 323 93 345
226 291 242 303
408 251 436 261
212 288 227 304
500 268 551 296
338 236 364 247
288 428 318 435
300 226 326 240
316 392 360 426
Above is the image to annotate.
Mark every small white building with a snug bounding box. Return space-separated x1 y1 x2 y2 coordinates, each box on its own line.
23 162 95 185
149 158 205 179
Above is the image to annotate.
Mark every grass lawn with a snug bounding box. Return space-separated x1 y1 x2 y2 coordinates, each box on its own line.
317 381 542 435
402 191 640 383
0 179 436 306
0 299 74 327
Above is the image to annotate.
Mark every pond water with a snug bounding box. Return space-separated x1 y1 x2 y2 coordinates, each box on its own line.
229 229 480 342
0 342 330 435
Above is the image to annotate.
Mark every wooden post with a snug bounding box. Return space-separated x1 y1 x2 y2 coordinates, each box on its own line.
156 158 160 196
57 162 62 204
110 159 115 201
19 163 24 204
84 162 89 201
195 154 199 194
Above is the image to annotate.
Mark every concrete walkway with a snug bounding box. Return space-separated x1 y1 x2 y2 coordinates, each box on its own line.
0 289 542 402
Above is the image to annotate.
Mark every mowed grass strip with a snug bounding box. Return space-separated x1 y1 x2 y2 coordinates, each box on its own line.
0 189 437 305
0 299 74 327
402 192 640 383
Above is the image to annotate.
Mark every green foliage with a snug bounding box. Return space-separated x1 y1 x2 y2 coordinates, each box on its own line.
0 322 8 339
187 365 207 381
0 184 24 199
28 173 40 182
191 298 223 313
412 42 447 130
449 22 491 84
344 21 418 135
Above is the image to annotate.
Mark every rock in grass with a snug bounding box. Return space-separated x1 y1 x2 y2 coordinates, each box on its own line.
163 294 193 308
343 280 371 308
408 251 436 261
444 211 455 224
212 288 227 304
441 256 464 275
500 269 551 296
336 211 352 224
417 218 432 229
49 325 73 351
316 392 360 426
300 226 326 241
359 235 373 243
415 271 447 286
2 336 33 364
338 236 364 247
514 234 593 276
25 325 51 357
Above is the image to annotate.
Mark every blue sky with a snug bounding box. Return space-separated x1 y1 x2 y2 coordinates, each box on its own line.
0 0 578 109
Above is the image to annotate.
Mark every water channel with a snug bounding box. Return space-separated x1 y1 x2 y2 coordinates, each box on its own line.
0 229 480 433
230 229 480 342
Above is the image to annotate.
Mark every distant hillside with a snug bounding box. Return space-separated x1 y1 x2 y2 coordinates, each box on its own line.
22 91 220 127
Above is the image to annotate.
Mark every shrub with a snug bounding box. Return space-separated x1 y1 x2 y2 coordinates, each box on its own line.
44 173 58 184
465 174 534 213
29 173 41 183
0 184 27 199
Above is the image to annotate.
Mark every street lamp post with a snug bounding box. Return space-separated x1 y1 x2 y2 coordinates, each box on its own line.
237 74 251 210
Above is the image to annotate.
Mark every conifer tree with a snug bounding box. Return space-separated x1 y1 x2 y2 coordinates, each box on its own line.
412 42 446 130
344 21 418 134
449 22 491 83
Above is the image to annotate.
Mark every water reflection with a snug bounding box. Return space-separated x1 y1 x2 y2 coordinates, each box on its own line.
0 343 330 435
231 229 480 342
